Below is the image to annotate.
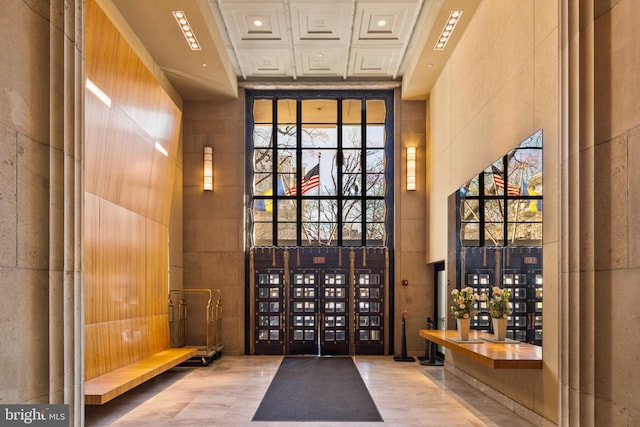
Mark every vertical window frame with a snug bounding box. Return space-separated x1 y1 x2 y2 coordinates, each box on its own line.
246 90 394 248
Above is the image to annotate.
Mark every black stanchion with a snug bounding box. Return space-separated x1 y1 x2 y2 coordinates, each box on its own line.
394 311 415 362
418 317 443 366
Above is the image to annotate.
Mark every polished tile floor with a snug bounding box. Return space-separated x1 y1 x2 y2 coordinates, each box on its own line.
85 356 536 427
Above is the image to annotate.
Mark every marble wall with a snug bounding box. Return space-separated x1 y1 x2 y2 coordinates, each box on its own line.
182 96 246 355
426 0 559 422
395 98 431 355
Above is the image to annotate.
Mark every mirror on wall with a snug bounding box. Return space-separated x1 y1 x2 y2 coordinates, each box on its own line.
454 129 543 345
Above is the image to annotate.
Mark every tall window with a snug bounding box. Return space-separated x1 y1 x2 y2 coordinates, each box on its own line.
459 130 543 246
247 90 394 247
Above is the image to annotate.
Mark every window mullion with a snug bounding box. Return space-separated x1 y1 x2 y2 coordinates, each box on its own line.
295 98 303 246
479 173 485 247
503 155 509 246
271 98 278 246
337 100 343 246
360 98 367 247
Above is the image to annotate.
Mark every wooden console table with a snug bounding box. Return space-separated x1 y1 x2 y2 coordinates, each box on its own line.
419 329 542 369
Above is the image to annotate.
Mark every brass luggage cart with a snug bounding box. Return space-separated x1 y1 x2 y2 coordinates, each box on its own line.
169 289 223 365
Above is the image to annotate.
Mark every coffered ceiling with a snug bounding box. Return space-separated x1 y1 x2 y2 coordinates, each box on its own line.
105 0 480 100
215 0 422 80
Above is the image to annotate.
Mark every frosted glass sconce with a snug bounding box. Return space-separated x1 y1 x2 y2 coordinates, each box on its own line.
203 146 213 191
406 146 416 191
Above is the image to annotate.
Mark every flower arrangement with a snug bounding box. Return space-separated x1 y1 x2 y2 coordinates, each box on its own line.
488 287 512 319
451 287 482 319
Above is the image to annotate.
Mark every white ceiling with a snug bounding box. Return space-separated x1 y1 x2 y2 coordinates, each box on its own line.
105 0 480 100
214 0 424 80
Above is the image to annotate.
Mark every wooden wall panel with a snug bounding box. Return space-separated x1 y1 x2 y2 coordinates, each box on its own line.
84 194 104 326
84 95 110 196
118 122 154 216
85 0 117 99
155 90 182 155
145 219 169 316
84 0 182 381
111 36 162 141
147 151 175 224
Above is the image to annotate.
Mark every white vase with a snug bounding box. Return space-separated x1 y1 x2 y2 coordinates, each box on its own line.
457 318 470 341
492 317 507 341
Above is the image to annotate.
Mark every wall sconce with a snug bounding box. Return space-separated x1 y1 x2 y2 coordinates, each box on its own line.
406 146 416 191
203 146 213 191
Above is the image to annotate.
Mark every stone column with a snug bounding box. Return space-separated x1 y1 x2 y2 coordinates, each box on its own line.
560 0 640 425
0 1 83 425
559 0 596 425
50 1 85 425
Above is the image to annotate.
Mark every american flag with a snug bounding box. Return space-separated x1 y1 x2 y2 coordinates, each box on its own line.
491 167 520 196
286 163 320 196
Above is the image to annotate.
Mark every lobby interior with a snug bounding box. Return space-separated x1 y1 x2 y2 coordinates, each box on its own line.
3 0 640 426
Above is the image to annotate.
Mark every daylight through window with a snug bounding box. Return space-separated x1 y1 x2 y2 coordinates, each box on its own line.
248 91 394 247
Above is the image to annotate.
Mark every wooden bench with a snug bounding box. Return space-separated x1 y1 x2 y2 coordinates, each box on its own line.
85 347 198 405
419 329 542 369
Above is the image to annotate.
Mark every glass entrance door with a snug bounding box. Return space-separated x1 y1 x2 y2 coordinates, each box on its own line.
254 270 285 355
289 271 319 355
354 271 384 354
251 247 388 356
320 272 349 355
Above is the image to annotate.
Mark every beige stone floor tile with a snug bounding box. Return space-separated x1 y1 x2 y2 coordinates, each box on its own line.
85 355 536 427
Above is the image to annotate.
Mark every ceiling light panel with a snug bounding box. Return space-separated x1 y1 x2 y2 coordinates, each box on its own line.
353 3 417 43
220 2 288 43
240 48 292 76
434 10 463 51
172 10 201 50
290 2 353 42
349 47 397 75
296 49 346 76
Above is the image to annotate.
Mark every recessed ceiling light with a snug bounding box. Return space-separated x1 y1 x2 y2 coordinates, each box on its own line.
434 10 463 51
254 19 263 27
378 19 386 27
172 10 201 51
